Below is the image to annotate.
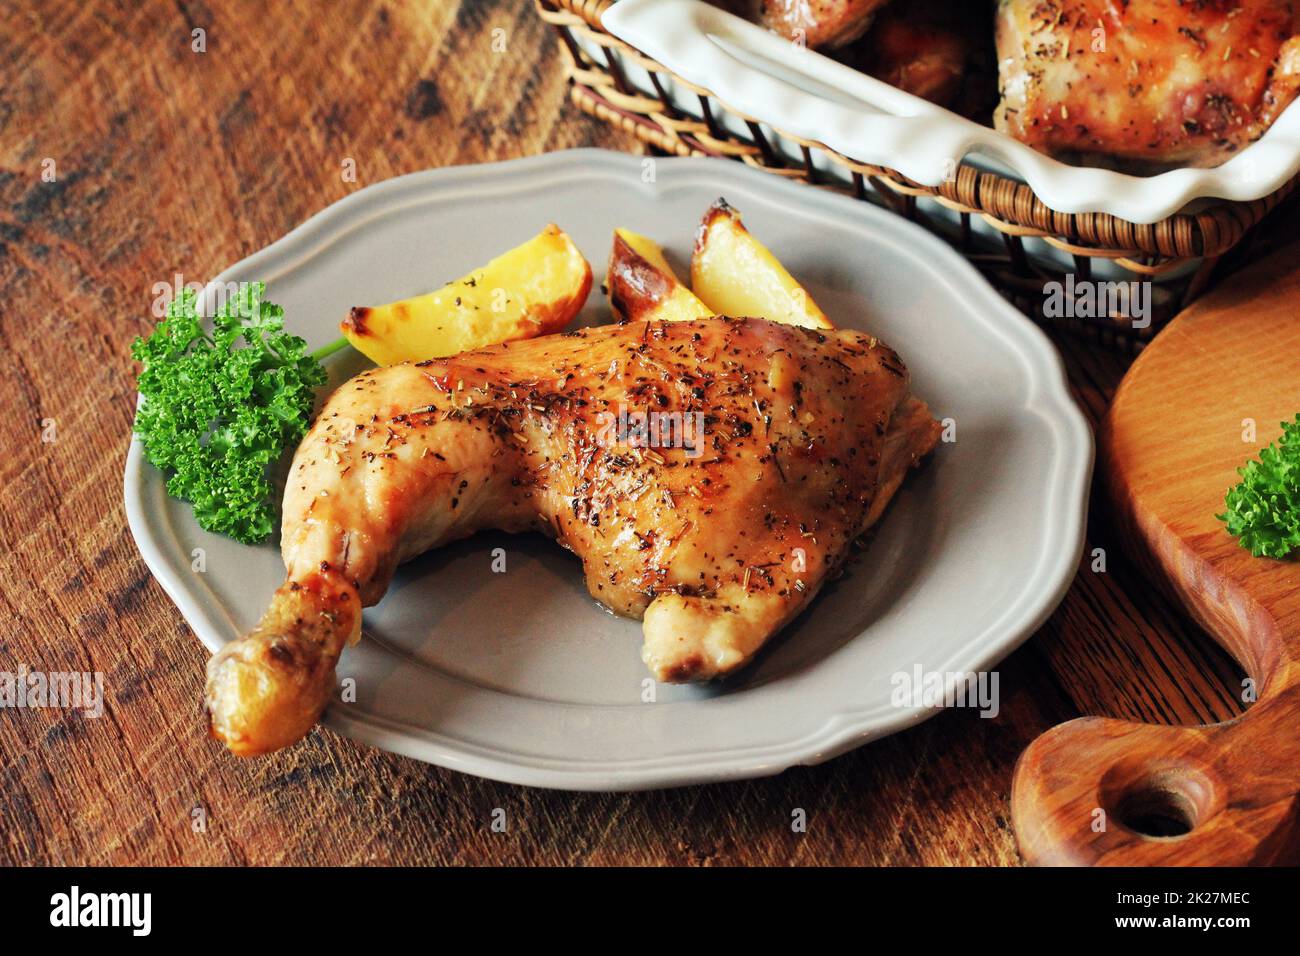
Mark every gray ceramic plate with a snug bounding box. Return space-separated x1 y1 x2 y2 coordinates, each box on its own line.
124 149 1092 790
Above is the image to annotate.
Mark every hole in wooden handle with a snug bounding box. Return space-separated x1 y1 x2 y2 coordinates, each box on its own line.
1099 760 1225 841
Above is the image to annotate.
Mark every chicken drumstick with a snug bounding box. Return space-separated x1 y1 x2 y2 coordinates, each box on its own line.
205 317 940 755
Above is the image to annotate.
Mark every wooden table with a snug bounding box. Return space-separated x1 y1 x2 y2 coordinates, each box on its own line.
0 0 1255 866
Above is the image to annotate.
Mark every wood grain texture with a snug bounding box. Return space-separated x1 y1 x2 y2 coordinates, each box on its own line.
1014 245 1300 866
1105 248 1300 693
0 0 1276 866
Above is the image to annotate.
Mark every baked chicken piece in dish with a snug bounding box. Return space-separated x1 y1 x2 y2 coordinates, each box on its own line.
205 317 940 755
833 0 997 116
995 0 1300 167
758 0 897 49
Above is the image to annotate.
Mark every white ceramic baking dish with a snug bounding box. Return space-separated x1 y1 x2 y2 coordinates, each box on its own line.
603 0 1300 224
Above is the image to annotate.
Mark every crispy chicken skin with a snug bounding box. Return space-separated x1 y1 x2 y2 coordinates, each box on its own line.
205 317 940 755
994 0 1300 167
760 0 896 49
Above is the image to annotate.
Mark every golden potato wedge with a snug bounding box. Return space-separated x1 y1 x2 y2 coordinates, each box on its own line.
341 224 592 365
691 200 834 330
606 228 714 324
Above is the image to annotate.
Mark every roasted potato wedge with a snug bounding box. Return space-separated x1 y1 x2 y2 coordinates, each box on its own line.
341 224 592 365
606 228 714 324
691 200 834 330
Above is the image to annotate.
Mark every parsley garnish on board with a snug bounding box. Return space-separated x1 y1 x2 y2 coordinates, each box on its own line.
131 282 343 544
1219 414 1300 559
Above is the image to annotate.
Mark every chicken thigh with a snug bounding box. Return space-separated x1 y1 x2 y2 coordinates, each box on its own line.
760 0 896 49
205 317 940 755
833 0 997 116
995 0 1300 167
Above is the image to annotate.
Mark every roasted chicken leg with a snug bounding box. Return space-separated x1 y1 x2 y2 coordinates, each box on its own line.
205 317 940 755
759 0 895 49
833 0 997 116
995 0 1300 167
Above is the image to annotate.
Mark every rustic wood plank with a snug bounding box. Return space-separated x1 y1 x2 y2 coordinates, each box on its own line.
0 0 1252 866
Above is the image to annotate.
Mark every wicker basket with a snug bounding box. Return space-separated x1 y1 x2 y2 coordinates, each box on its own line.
534 0 1300 350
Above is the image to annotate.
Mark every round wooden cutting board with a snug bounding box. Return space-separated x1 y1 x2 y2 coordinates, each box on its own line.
1012 244 1300 866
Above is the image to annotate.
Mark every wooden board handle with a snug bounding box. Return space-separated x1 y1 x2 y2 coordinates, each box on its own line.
1013 689 1300 865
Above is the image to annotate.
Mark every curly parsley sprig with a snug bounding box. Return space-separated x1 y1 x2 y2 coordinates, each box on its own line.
1219 414 1300 559
132 282 339 544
